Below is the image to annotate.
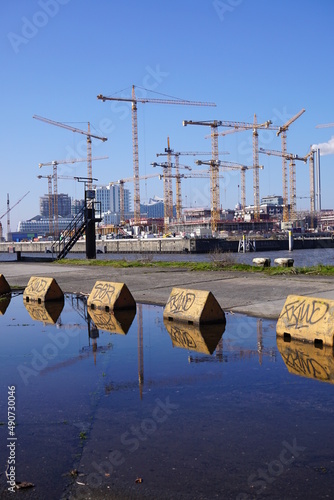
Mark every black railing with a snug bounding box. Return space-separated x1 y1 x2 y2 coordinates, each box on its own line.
51 207 86 260
51 201 102 260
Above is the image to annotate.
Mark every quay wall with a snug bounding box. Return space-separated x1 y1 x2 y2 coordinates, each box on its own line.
1 236 334 255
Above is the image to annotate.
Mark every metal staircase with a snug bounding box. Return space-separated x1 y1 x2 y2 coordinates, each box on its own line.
51 202 101 260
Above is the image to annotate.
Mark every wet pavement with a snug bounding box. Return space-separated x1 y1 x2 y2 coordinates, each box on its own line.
1 294 334 499
2 261 334 319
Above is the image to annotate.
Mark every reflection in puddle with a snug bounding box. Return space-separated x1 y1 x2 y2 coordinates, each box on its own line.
0 295 334 499
277 336 334 384
0 295 11 315
24 298 64 324
87 307 136 335
164 319 225 355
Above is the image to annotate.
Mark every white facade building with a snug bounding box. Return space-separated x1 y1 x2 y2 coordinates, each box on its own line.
95 184 131 214
17 216 74 234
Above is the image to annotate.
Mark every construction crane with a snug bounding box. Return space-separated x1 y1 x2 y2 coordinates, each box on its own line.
302 147 316 227
33 115 108 190
108 173 161 224
183 118 271 230
6 195 10 237
156 145 229 223
38 156 108 236
161 137 173 223
275 109 306 222
37 173 88 234
196 159 263 213
0 191 30 240
37 174 53 233
151 161 192 233
259 147 307 221
202 118 277 222
97 85 216 225
183 120 222 231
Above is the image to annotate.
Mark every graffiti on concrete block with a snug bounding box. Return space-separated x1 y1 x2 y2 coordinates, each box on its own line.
170 325 197 349
282 348 330 381
280 298 329 330
26 277 49 295
91 283 116 305
166 290 196 314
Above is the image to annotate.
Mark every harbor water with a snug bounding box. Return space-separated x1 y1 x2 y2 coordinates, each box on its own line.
0 247 330 267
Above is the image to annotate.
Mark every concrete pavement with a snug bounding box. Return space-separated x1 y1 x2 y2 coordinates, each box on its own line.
2 261 334 318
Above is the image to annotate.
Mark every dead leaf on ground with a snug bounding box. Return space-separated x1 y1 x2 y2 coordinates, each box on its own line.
16 482 34 489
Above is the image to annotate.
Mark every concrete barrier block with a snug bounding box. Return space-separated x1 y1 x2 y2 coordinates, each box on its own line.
23 276 64 303
277 336 334 384
0 274 11 295
276 294 334 346
253 258 271 267
274 258 294 267
24 299 64 324
164 319 225 354
163 287 225 325
88 308 136 334
87 281 136 311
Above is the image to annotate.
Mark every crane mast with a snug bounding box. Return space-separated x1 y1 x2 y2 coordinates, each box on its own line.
308 150 315 215
259 147 307 222
131 86 140 224
38 156 108 237
174 154 182 222
301 147 315 227
253 114 260 222
118 180 125 224
52 161 59 235
0 192 30 240
166 137 173 221
211 123 220 232
280 131 288 223
156 149 228 224
7 194 10 237
276 108 305 222
183 120 222 232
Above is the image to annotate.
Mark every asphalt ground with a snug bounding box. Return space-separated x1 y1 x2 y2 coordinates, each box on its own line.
2 261 334 318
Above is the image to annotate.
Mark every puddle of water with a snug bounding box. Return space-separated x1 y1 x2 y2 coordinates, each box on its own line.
0 295 334 499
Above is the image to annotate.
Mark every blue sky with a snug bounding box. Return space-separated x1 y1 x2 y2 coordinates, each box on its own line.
1 0 334 233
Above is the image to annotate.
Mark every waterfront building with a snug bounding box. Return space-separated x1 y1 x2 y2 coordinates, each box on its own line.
71 199 85 216
140 196 176 218
101 210 134 226
95 184 131 213
17 215 74 237
40 193 72 217
261 194 283 206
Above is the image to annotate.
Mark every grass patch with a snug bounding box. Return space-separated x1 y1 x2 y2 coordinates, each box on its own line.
54 258 334 276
